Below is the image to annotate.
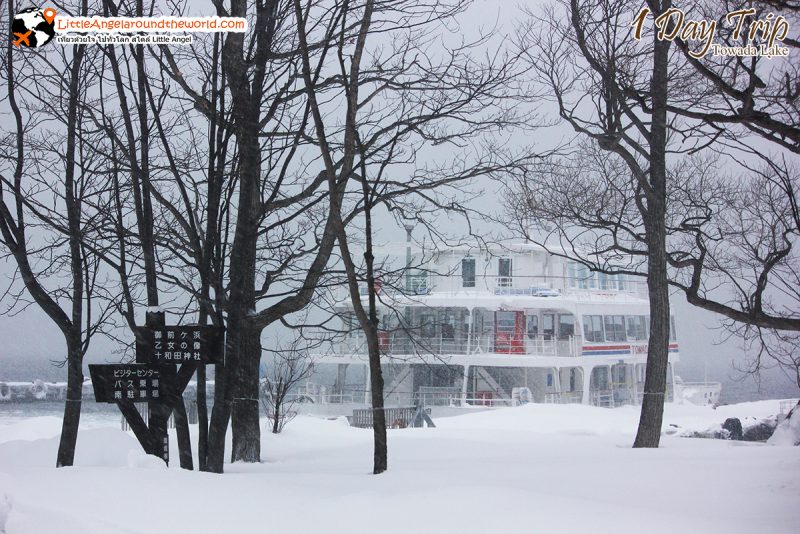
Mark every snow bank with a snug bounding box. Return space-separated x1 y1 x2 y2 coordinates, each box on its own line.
0 401 797 533
0 474 12 534
0 417 63 445
768 403 800 446
0 428 145 470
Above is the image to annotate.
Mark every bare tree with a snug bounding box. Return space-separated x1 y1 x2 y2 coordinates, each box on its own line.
653 0 800 155
0 0 118 466
260 338 315 434
513 0 676 447
151 0 366 471
607 0 800 385
293 0 535 471
512 0 800 442
621 1 800 337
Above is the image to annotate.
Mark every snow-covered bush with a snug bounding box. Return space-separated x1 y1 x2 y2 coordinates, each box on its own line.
768 402 800 446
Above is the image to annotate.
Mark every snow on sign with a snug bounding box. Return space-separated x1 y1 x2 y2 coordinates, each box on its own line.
134 325 225 365
88 364 163 403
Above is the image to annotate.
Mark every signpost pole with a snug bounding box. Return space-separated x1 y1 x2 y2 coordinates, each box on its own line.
89 364 164 458
117 399 156 454
173 362 196 470
102 319 225 468
146 310 170 465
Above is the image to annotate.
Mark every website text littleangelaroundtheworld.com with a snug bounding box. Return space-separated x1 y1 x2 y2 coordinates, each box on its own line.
55 16 247 33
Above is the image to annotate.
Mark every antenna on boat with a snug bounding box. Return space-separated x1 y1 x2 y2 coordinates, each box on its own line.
405 223 414 292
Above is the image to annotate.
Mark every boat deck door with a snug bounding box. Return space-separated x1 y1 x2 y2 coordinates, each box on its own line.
495 310 524 353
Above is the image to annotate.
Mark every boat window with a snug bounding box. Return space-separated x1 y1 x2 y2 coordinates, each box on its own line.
440 312 456 340
546 373 554 387
526 314 538 339
614 365 626 383
498 258 513 287
579 264 593 289
591 367 609 390
569 263 629 291
542 313 555 340
496 311 517 336
461 258 476 288
583 315 604 342
598 272 610 290
569 262 590 289
626 316 647 341
616 274 627 291
419 313 436 338
343 312 359 337
558 314 574 339
604 315 626 342
471 312 484 341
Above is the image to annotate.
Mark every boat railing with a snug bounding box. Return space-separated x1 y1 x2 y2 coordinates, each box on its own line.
413 387 463 407
591 390 615 407
332 331 580 357
343 274 648 299
544 391 583 404
464 396 513 407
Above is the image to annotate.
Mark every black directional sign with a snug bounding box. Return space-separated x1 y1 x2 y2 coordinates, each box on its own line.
88 364 164 403
134 325 225 365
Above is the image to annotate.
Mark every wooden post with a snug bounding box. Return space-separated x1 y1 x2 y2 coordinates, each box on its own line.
117 399 157 455
173 362 195 471
145 310 170 465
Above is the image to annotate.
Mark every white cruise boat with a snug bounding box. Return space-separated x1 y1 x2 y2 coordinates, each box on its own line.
308 242 679 413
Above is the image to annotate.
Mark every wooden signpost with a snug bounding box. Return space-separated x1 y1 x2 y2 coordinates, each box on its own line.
133 325 225 365
88 364 164 402
89 314 225 468
88 363 177 463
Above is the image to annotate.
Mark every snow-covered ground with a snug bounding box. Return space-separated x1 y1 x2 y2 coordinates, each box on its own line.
0 401 798 534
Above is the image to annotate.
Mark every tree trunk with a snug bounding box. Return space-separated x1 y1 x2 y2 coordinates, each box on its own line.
206 363 228 473
56 339 83 467
634 220 670 447
634 0 671 448
272 398 281 434
197 363 209 471
205 128 261 469
368 343 387 473
203 13 264 460
363 202 386 473
56 20 86 467
231 327 262 462
173 397 194 469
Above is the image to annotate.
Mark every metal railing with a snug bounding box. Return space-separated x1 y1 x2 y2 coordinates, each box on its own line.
350 406 431 428
544 391 583 404
345 274 648 299
334 332 579 357
591 390 614 407
414 387 462 406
